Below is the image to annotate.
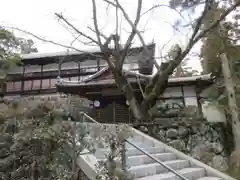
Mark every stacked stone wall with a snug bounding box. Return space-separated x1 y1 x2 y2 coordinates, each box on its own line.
135 118 230 171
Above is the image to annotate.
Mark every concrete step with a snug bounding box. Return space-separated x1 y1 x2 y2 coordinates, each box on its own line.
95 147 164 159
127 153 177 167
126 141 155 148
196 178 222 180
128 136 146 142
129 159 190 179
135 167 206 180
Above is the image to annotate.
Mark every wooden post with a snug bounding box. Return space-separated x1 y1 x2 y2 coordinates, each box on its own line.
113 100 116 124
220 53 240 150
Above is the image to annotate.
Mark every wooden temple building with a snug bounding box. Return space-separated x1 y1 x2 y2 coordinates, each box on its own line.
2 43 214 123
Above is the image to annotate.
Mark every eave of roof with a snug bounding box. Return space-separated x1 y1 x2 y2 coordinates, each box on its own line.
21 47 101 60
168 74 214 83
55 71 214 88
20 43 156 65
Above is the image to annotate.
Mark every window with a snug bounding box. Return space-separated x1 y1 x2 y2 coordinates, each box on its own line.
184 97 198 107
32 80 41 90
24 65 41 73
41 79 50 89
14 81 21 91
50 79 57 88
43 63 58 72
6 82 14 92
24 80 32 91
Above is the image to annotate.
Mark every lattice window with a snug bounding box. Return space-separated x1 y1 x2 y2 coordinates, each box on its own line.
114 102 130 123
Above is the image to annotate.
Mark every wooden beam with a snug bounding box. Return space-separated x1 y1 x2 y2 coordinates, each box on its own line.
21 66 25 94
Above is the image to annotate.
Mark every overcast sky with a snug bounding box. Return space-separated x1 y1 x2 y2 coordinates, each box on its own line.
0 0 202 71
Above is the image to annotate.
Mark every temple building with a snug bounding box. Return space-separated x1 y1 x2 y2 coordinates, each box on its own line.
3 43 217 123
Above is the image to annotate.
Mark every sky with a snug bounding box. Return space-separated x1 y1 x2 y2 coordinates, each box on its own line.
0 0 202 71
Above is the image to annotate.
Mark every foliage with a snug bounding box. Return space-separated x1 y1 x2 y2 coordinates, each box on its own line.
171 0 240 108
198 1 240 127
0 97 95 180
0 27 37 57
173 1 240 175
62 95 134 180
0 27 37 81
94 124 133 180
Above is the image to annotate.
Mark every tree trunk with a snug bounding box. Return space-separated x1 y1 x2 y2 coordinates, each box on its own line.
220 53 240 150
112 69 151 123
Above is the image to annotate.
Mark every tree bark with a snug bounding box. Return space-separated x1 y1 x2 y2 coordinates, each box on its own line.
111 69 151 123
220 53 240 150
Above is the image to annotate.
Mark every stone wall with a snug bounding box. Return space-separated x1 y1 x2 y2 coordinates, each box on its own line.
135 118 230 172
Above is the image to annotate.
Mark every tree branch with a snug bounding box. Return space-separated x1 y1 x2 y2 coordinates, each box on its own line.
103 0 160 70
122 69 152 79
137 74 145 97
141 4 187 25
114 0 121 69
87 26 108 40
189 0 213 43
117 0 142 69
55 13 99 45
3 26 84 53
193 0 240 44
141 0 240 113
91 0 103 48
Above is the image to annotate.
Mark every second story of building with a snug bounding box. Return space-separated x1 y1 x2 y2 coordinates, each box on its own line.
5 43 155 95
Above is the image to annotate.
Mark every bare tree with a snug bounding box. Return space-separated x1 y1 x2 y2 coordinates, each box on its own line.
4 1 239 123
52 0 240 123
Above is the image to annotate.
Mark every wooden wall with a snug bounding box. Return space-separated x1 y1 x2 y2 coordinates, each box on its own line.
4 62 103 95
87 85 202 124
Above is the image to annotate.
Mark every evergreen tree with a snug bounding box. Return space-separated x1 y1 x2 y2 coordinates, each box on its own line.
170 0 240 176
0 27 37 97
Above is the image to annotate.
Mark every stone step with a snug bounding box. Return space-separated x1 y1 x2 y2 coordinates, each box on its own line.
129 159 190 179
135 167 206 180
95 147 165 159
196 177 222 180
127 152 177 167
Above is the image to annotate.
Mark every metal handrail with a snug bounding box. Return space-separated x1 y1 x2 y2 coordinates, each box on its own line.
125 140 189 180
81 112 189 180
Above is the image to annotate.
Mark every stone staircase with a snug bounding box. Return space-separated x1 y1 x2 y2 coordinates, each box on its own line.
75 114 235 180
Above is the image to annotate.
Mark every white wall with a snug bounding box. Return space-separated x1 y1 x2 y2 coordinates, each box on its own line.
201 101 227 123
160 86 227 122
